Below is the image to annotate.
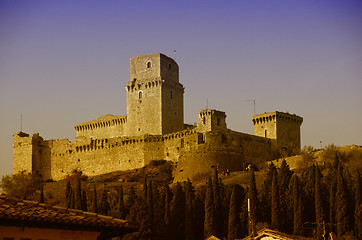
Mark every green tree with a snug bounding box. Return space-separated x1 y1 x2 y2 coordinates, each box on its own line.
355 170 361 239
118 185 126 219
228 184 243 240
100 189 110 215
81 189 87 211
1 171 43 200
212 169 223 238
185 179 195 240
170 182 186 240
192 192 205 240
315 166 325 240
329 179 336 233
260 162 277 224
91 183 98 213
39 185 45 203
204 177 216 238
291 175 302 236
75 178 82 210
336 167 350 237
271 171 280 231
249 168 258 236
278 159 293 232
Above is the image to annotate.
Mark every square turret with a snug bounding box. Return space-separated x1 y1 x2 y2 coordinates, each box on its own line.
252 111 303 154
126 53 184 136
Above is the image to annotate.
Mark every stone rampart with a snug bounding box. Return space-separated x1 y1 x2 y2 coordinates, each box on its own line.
74 115 127 139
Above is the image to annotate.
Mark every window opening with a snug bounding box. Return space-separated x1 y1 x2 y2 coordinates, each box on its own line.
170 91 173 99
265 129 267 138
138 91 143 99
147 61 151 68
169 63 172 70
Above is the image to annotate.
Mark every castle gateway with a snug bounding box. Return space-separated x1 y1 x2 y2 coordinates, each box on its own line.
13 53 303 181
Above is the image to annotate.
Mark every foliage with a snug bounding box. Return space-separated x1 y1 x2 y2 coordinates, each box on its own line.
1 171 43 200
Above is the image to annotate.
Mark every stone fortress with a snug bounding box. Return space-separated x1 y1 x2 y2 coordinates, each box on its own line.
13 53 303 182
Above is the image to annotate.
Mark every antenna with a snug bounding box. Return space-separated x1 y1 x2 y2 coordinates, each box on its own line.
173 49 176 60
246 100 256 116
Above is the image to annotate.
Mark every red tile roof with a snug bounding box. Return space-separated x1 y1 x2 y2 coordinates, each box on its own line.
0 195 138 237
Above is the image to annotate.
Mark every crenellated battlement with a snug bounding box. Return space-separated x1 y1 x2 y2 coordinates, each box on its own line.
74 114 127 132
13 53 303 182
252 111 303 126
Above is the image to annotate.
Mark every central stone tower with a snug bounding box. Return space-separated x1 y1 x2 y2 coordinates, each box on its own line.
125 53 184 136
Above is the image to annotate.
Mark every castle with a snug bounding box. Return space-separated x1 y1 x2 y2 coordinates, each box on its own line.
13 53 303 182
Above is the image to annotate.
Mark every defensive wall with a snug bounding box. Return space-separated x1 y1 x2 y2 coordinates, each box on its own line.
13 53 302 182
13 113 275 181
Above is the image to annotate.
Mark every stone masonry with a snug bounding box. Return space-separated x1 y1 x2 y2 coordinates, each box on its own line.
13 53 303 181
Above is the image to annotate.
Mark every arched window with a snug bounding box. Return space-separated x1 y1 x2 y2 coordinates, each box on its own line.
138 91 143 99
147 61 151 68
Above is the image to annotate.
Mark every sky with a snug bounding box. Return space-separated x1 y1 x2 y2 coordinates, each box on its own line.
1 0 361 179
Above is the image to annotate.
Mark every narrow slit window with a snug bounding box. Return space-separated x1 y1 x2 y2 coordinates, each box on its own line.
147 61 151 68
138 91 143 99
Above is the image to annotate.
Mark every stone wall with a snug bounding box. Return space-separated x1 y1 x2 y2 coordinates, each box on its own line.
13 118 277 182
74 115 127 139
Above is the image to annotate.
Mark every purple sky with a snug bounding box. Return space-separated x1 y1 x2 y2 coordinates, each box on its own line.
1 0 361 179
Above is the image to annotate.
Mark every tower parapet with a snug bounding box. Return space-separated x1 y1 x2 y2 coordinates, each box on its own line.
197 109 227 133
252 111 303 154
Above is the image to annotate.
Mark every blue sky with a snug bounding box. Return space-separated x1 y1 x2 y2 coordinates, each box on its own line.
1 0 361 178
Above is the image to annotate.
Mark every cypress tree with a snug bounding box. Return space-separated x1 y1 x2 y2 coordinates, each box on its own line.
81 189 87 211
118 185 125 219
164 185 172 239
70 188 75 209
170 182 186 240
66 180 72 208
336 167 349 237
278 159 293 232
355 170 361 239
249 168 258 236
260 162 277 224
204 176 216 238
292 175 302 236
91 184 98 213
185 179 195 240
147 181 155 223
303 164 316 223
100 189 110 215
271 171 280 231
109 189 119 217
39 185 45 203
193 193 205 240
315 166 325 240
228 185 242 240
75 177 82 210
212 168 223 238
146 180 155 239
329 180 336 233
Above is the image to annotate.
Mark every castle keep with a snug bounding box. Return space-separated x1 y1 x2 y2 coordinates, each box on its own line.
13 53 303 181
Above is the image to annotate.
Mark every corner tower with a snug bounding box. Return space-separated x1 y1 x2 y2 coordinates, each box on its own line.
252 111 303 154
126 53 184 136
